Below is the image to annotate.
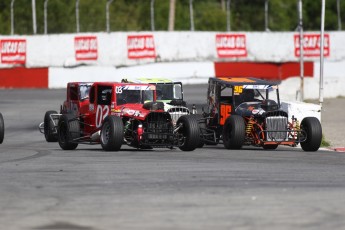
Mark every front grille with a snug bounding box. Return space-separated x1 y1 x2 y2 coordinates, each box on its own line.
167 107 189 125
142 112 174 145
265 116 288 141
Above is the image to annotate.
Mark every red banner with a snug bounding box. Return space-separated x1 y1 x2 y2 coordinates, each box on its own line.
75 36 98 61
127 35 156 59
294 34 330 57
216 34 247 58
0 39 26 64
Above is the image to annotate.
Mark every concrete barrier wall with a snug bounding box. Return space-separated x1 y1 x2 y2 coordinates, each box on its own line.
1 31 344 100
1 31 345 68
46 61 344 100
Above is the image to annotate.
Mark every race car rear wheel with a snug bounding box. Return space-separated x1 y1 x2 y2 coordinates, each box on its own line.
58 114 80 150
44 110 58 142
223 115 246 149
176 115 200 151
300 117 322 152
101 115 124 151
0 113 4 144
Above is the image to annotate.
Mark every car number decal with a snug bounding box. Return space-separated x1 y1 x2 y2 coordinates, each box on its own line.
220 104 232 125
96 105 110 128
234 85 243 95
115 86 123 94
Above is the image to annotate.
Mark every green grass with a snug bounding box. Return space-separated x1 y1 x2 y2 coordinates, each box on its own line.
321 135 331 147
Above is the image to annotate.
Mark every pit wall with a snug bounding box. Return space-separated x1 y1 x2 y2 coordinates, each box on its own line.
0 31 344 100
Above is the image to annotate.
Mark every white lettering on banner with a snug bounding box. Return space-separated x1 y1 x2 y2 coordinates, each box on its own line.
216 34 247 58
96 105 110 128
127 35 156 59
74 36 98 61
0 39 26 64
294 34 330 57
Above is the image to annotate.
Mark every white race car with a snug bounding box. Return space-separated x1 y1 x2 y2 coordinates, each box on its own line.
122 78 196 125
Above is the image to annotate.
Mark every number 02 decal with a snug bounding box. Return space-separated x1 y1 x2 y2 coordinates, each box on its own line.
96 105 110 128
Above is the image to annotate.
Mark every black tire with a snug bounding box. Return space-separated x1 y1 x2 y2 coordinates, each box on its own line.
0 113 4 144
190 114 206 148
44 110 58 142
262 144 278 150
176 115 200 151
57 114 80 150
100 116 124 151
300 117 322 152
222 115 246 149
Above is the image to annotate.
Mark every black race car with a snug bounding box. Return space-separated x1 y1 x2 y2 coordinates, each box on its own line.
195 77 322 151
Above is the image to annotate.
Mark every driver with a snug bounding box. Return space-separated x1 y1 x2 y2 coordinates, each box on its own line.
236 89 256 105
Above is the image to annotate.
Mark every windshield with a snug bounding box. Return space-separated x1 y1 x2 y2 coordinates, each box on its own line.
233 85 279 108
156 83 183 101
116 89 154 105
79 83 93 100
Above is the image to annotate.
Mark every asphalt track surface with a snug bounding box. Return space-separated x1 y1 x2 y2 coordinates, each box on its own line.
1 85 345 230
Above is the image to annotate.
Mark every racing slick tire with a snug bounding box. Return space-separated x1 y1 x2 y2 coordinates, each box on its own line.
190 114 206 148
176 115 200 151
57 114 80 150
300 117 322 152
223 115 246 149
44 110 59 142
0 113 4 144
100 115 124 151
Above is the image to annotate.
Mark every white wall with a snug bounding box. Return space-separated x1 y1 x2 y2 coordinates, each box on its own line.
2 31 345 68
49 61 345 100
2 31 345 99
48 62 214 88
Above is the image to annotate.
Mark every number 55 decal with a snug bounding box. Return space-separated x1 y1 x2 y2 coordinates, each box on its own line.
96 105 110 128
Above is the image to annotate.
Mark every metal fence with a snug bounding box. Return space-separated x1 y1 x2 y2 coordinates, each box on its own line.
6 0 344 35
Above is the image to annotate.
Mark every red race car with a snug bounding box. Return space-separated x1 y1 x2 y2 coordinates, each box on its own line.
39 82 200 151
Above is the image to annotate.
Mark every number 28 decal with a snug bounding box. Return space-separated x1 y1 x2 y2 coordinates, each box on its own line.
96 105 109 128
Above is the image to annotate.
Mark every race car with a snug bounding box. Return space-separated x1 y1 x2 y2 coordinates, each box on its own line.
0 112 4 144
195 77 322 151
39 82 200 151
39 82 93 142
122 78 194 125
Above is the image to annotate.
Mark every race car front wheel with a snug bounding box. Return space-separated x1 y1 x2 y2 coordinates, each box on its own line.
58 114 80 150
100 115 124 151
0 113 4 144
176 115 200 151
300 117 322 152
223 115 246 149
190 114 206 148
44 110 58 142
